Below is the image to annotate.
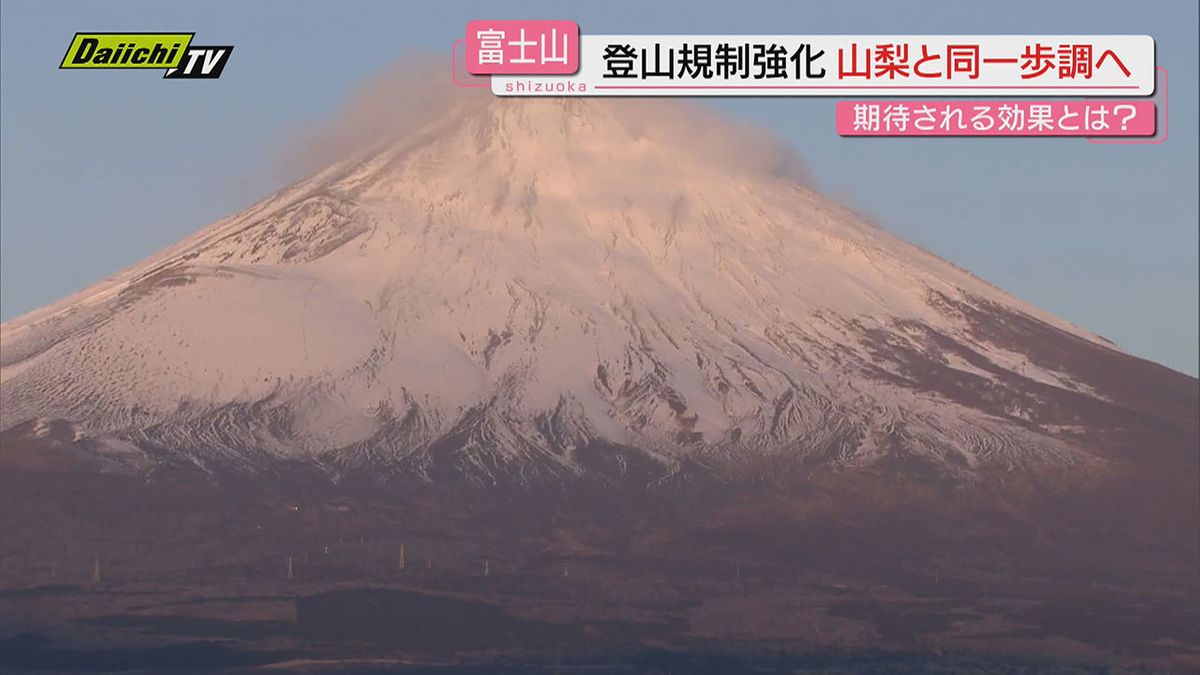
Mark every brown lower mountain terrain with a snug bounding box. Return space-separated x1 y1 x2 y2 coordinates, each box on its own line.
1 403 1196 672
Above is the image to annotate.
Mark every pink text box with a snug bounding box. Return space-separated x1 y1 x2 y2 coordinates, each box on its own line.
837 100 1155 136
466 20 579 75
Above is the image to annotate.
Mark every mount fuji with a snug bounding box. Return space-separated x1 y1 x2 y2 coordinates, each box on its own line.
1 96 1194 490
2 92 1198 670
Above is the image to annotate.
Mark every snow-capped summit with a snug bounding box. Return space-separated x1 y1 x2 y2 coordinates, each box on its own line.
0 96 1188 485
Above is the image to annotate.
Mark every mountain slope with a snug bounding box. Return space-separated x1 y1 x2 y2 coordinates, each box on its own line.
1 97 1194 487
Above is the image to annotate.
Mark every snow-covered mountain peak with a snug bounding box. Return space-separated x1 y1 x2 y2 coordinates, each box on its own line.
0 95 1136 485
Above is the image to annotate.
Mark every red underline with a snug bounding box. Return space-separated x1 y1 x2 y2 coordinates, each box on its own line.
592 84 1142 90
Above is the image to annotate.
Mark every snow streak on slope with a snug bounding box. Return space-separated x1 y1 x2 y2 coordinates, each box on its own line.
0 97 1115 484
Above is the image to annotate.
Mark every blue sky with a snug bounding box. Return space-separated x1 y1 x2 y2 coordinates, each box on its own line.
1 0 1197 375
